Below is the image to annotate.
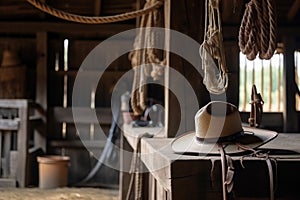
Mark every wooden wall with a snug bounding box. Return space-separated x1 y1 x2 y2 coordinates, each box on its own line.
0 0 137 187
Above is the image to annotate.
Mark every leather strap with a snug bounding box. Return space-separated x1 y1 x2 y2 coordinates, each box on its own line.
266 158 275 200
237 143 275 200
219 145 228 200
218 145 235 200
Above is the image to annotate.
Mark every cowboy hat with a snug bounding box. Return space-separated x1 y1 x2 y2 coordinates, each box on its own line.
171 101 278 155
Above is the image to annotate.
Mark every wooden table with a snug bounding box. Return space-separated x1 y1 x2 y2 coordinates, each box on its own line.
141 134 300 200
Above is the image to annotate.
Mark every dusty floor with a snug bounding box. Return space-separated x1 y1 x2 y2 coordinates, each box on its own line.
0 187 119 200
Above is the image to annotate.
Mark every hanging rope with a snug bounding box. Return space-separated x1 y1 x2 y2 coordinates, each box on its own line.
199 0 228 95
26 0 163 24
129 0 166 116
239 0 277 60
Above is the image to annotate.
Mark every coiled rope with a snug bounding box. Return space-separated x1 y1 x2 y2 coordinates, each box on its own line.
129 0 165 116
199 0 228 95
239 0 277 60
26 0 163 24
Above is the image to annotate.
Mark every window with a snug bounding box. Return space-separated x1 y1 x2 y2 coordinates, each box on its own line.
239 52 284 112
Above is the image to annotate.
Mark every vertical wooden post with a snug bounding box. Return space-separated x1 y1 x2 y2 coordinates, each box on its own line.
164 0 205 138
94 0 102 16
36 32 47 152
17 100 29 187
163 0 171 137
119 133 134 200
223 41 240 106
283 37 298 132
3 131 11 178
0 132 2 177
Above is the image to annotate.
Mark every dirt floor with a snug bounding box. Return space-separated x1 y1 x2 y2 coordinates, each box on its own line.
0 187 119 200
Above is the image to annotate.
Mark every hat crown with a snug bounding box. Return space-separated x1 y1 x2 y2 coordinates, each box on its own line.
195 101 243 141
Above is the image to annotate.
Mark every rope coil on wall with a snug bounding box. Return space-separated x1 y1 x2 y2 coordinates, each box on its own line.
129 0 166 116
26 0 164 24
239 0 277 60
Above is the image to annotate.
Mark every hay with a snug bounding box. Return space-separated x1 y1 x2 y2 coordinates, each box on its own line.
0 187 118 200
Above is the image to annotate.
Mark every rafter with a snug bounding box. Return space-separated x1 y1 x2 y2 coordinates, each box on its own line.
94 0 102 16
221 0 244 24
287 0 300 21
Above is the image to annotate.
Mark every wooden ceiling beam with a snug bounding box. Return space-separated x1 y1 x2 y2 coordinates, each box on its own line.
222 0 245 24
0 21 135 36
287 0 300 21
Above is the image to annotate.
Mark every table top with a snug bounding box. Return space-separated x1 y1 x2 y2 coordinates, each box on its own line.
122 123 165 150
140 133 300 189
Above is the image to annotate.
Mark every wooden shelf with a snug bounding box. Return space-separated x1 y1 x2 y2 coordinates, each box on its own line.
49 139 106 149
0 21 135 36
0 119 19 131
50 107 112 124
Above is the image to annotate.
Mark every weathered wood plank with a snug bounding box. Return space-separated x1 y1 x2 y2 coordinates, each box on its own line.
0 100 28 109
0 22 135 35
0 178 16 187
16 100 29 187
119 132 134 200
3 132 11 178
165 0 205 138
94 0 102 16
35 32 47 152
49 140 106 149
287 0 300 21
283 37 298 132
0 132 2 177
141 134 300 200
50 107 112 124
122 124 165 151
0 119 19 131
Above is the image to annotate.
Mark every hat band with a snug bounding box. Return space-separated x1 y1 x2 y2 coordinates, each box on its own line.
196 130 244 143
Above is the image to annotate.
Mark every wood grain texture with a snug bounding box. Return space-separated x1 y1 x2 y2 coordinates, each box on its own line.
141 134 300 199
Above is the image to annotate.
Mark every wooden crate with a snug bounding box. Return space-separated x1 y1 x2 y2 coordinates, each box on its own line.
141 135 300 200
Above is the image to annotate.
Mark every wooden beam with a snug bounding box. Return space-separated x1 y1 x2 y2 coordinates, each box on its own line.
0 22 135 35
287 0 300 21
94 0 102 16
165 0 205 138
0 100 29 109
50 107 112 124
49 140 106 149
222 26 300 39
16 100 29 187
0 178 16 187
283 37 298 132
0 119 19 131
222 0 244 24
35 32 47 152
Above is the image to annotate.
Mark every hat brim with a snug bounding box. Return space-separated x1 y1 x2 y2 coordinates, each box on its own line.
171 127 278 155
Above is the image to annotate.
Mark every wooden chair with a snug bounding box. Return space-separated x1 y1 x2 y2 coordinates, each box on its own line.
0 99 45 187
